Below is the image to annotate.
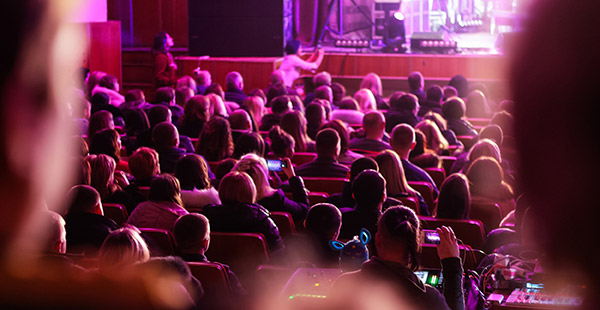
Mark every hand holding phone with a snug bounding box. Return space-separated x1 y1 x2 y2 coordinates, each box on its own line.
266 159 287 172
436 226 460 260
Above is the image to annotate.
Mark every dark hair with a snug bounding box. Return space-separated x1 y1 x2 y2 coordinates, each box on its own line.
149 174 183 206
409 130 426 158
174 213 210 253
285 40 301 55
479 124 504 146
125 89 145 104
281 110 311 152
248 88 267 103
426 85 443 102
390 93 418 111
304 203 342 240
449 75 468 98
315 128 340 156
148 104 171 128
436 173 471 219
408 72 424 91
154 87 175 105
331 82 346 105
270 95 292 114
442 97 466 120
352 169 386 211
175 154 211 191
152 122 178 149
195 117 233 161
378 206 420 270
99 74 118 90
319 120 351 155
266 83 288 106
89 128 121 162
268 126 295 158
490 111 514 138
182 95 209 129
232 132 265 159
204 83 225 99
88 110 114 137
305 102 326 127
67 185 100 214
124 108 150 137
349 157 379 181
338 97 359 110
152 32 169 55
214 158 238 185
90 92 110 107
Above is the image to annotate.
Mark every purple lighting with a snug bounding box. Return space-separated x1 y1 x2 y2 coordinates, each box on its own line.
393 11 404 21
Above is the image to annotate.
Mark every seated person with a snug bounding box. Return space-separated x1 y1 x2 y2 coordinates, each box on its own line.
125 147 160 204
175 154 221 211
260 95 293 132
385 92 422 131
152 121 187 174
64 185 119 256
296 128 350 178
349 111 391 153
224 71 247 105
329 206 464 310
173 213 246 301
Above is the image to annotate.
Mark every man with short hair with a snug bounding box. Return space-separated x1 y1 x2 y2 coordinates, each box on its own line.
304 71 332 104
224 71 247 105
259 95 293 131
296 128 350 178
390 124 439 197
408 71 425 102
418 84 444 117
350 111 391 152
64 185 119 256
152 121 186 174
385 92 422 131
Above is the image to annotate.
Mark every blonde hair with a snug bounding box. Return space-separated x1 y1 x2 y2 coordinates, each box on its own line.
375 150 418 197
468 139 502 163
232 153 275 201
415 119 449 154
99 227 150 270
86 154 116 199
176 75 197 92
218 171 257 204
360 73 383 97
353 88 377 112
206 93 228 118
243 96 265 125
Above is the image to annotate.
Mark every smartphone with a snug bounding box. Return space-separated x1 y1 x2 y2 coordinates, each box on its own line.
266 159 287 172
422 230 441 245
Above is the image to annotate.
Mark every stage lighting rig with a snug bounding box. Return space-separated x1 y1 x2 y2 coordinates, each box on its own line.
382 11 407 53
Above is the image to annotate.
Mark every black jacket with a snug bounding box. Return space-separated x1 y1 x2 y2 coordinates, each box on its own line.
258 176 309 221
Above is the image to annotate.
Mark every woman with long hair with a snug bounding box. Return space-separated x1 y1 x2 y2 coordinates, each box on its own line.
360 72 388 110
375 150 430 216
414 119 450 155
179 95 210 138
195 116 233 162
280 110 315 152
151 32 177 89
353 88 377 113
87 154 136 214
175 154 220 210
435 173 471 219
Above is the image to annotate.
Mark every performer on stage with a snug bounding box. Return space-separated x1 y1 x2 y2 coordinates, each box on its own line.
151 32 178 89
279 40 324 89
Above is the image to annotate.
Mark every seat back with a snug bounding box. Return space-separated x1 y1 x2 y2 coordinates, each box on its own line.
470 199 503 232
138 228 176 256
456 135 476 151
207 161 220 174
302 177 348 195
270 211 296 238
205 232 270 286
408 181 435 213
291 152 317 166
102 203 128 226
395 196 419 215
419 216 486 249
440 156 457 175
424 167 446 189
419 244 486 270
187 262 232 306
137 186 150 200
284 191 329 206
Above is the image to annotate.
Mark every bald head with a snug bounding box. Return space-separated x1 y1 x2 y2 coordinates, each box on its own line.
314 71 332 86
271 70 285 85
390 124 416 159
363 111 386 139
229 109 252 131
152 121 179 149
226 71 243 91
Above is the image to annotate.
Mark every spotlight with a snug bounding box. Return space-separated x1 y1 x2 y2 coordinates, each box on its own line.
382 10 406 53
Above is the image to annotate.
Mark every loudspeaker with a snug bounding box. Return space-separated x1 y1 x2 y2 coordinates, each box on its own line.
188 0 293 57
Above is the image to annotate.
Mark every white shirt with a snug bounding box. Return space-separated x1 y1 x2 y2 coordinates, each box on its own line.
278 54 319 88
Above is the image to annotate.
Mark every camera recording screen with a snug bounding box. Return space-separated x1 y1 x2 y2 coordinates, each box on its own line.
266 159 283 172
424 230 440 244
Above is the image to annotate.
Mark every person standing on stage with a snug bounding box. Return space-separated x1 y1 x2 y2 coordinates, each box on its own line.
279 40 324 89
152 32 178 89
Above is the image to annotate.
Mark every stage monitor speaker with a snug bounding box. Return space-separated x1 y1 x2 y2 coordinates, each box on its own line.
188 0 293 57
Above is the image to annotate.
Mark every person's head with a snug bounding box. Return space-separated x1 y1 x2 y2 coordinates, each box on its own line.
182 95 210 125
86 71 108 98
414 119 449 153
305 102 326 128
441 97 466 120
124 108 150 136
88 110 114 137
410 130 426 158
229 109 252 131
175 154 210 191
128 147 160 182
232 132 265 159
390 93 419 114
270 95 293 115
362 111 386 138
408 71 424 91
478 125 504 147
285 40 301 55
44 211 67 254
149 174 183 206
195 117 233 161
423 111 448 131
266 82 288 105
350 157 379 181
466 156 512 198
225 71 244 91
152 121 179 149
175 87 195 108
468 138 502 164
490 110 514 138
319 120 352 155
281 110 309 152
305 203 342 240
270 70 284 85
443 86 458 99
269 125 295 158
338 97 360 111
176 76 197 93
218 171 256 204
316 128 341 159
331 82 346 105
313 71 332 87
390 124 416 157
376 206 420 270
148 104 172 128
243 96 265 123
360 72 383 97
352 169 386 212
214 158 238 184
448 75 468 98
436 173 470 219
206 93 228 118
99 227 150 270
314 85 333 104
466 90 489 118
66 185 103 216
497 99 515 115
99 74 119 92
192 69 211 87
205 83 225 99
248 88 267 104
89 128 122 162
152 32 174 54
154 87 176 106
375 150 413 197
353 88 377 112
87 154 116 198
174 213 210 254
232 153 273 201
426 84 444 102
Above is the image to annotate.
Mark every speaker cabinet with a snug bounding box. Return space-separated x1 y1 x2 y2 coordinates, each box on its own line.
188 0 293 57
